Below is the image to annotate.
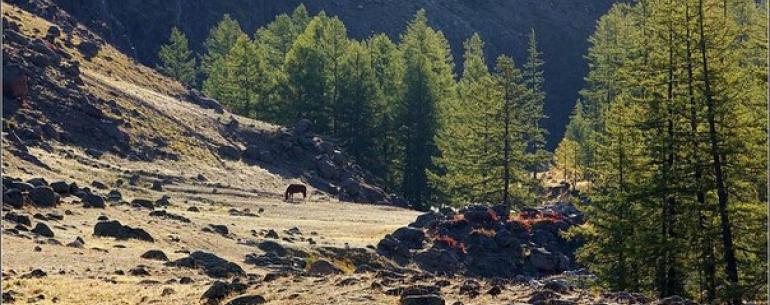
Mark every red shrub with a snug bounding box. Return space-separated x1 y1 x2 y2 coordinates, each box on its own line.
434 235 467 254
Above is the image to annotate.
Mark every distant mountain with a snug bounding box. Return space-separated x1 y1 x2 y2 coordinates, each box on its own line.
50 0 621 148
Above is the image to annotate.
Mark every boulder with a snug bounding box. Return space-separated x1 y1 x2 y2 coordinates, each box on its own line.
409 212 442 228
29 186 59 207
82 193 105 208
27 178 48 187
3 189 24 208
257 240 286 256
77 40 99 59
131 199 154 209
292 119 312 135
529 248 557 272
107 190 122 202
151 181 163 191
10 181 34 192
316 157 338 180
390 227 426 249
217 145 241 161
224 295 267 305
167 251 244 278
399 285 444 305
50 181 70 194
308 259 342 276
207 224 229 236
200 280 247 305
31 223 54 237
141 250 169 261
4 212 31 226
93 220 154 242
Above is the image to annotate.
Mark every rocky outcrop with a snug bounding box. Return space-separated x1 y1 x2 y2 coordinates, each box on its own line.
377 202 584 278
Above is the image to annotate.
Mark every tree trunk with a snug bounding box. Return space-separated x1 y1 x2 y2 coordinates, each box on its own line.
685 2 716 302
697 1 741 304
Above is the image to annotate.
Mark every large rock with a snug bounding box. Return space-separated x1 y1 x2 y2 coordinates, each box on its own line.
529 247 558 272
316 157 338 180
399 285 445 305
77 40 100 59
31 223 54 237
3 189 24 208
29 186 59 207
200 280 247 305
217 145 241 161
50 181 70 194
292 119 312 135
82 193 105 208
308 259 342 276
93 220 154 242
131 198 154 209
243 145 274 163
224 295 266 305
4 212 31 226
256 240 287 257
141 249 169 261
390 227 426 249
167 251 244 278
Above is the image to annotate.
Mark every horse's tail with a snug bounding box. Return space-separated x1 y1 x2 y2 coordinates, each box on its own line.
302 188 307 199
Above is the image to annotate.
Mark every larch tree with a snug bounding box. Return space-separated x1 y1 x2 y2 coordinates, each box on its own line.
158 27 197 86
397 10 455 209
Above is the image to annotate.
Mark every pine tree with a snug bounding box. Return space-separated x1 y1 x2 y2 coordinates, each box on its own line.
201 15 243 79
398 10 455 209
521 30 550 187
568 0 767 302
203 34 272 118
336 41 379 167
367 34 404 187
283 16 330 131
157 27 197 86
494 55 529 210
431 33 498 205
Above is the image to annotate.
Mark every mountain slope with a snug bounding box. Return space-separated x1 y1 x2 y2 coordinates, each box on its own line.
32 0 621 148
2 1 398 206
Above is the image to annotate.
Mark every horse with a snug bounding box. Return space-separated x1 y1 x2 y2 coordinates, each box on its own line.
284 183 307 202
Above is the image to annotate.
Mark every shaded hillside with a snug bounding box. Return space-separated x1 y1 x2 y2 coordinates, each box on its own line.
34 0 620 148
2 0 399 206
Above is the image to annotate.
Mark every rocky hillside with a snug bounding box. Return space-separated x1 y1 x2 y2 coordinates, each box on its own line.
15 0 622 148
2 1 401 206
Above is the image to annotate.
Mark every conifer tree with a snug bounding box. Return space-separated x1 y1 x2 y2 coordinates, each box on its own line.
336 41 379 167
201 15 243 79
568 1 767 302
203 34 272 118
367 34 404 186
521 30 550 185
431 33 497 205
494 55 529 210
283 16 330 131
398 10 455 208
158 27 197 86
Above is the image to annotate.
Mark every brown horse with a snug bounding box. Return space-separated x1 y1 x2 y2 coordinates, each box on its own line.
284 184 307 202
